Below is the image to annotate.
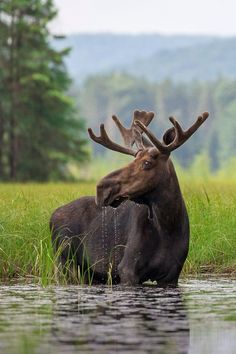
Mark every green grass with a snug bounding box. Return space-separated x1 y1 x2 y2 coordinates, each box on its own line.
0 182 95 284
182 179 236 275
0 179 235 284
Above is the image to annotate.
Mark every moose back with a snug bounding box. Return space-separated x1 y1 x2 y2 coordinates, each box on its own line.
50 110 209 285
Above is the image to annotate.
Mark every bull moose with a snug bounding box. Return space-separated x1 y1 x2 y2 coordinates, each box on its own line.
50 110 209 285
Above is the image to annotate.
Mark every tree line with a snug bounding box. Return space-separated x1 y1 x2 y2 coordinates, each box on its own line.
79 73 236 170
0 0 87 181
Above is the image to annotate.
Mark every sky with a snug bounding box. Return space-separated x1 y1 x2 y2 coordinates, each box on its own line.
51 0 236 36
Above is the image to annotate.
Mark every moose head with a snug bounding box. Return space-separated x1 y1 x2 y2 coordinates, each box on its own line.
88 110 209 208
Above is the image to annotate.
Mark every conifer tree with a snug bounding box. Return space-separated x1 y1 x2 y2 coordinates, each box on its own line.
0 0 87 181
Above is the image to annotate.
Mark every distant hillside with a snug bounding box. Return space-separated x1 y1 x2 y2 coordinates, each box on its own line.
53 33 216 84
127 38 236 82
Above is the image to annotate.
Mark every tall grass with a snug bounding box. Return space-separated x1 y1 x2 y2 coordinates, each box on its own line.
0 178 235 284
0 183 94 284
182 180 236 274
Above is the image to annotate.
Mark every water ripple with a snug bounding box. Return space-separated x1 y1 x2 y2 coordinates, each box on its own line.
0 277 235 353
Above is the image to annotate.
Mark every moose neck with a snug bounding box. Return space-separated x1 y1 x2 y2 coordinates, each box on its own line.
140 160 184 232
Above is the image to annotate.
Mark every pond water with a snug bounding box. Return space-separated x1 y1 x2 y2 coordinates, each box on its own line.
0 277 235 354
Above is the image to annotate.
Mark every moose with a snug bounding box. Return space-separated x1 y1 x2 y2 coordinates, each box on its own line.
50 110 209 286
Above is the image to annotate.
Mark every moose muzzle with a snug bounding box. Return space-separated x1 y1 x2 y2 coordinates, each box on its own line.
95 180 122 207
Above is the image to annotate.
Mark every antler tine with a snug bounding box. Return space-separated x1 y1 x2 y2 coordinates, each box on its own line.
88 124 136 156
134 120 169 154
167 111 209 151
112 115 131 147
133 110 155 128
135 111 209 154
183 111 209 137
112 110 155 150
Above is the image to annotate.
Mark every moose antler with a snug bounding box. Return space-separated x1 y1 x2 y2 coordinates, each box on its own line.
88 110 154 156
88 124 136 156
135 112 209 154
112 110 154 150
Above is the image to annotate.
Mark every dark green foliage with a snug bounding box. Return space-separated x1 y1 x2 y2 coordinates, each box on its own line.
0 0 88 181
79 74 236 169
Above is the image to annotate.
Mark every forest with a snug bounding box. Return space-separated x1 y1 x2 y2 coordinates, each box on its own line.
78 74 236 172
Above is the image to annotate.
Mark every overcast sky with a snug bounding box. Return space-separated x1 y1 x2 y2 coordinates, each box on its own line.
51 0 236 36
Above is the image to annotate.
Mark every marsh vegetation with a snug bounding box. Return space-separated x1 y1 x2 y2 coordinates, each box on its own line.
0 175 235 285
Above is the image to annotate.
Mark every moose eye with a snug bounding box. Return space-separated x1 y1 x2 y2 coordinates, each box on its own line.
142 160 152 170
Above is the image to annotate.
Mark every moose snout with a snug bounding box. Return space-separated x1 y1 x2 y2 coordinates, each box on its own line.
95 180 121 207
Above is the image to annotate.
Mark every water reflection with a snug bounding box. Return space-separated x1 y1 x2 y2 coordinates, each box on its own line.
0 278 235 354
51 286 189 353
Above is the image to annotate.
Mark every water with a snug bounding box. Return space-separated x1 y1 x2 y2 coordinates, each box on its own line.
0 277 235 354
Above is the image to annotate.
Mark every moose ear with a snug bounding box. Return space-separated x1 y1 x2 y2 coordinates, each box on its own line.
162 127 176 145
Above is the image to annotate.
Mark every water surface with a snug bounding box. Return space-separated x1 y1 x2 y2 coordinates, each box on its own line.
0 277 235 354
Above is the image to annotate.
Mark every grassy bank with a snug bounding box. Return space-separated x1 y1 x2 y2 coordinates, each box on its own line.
0 180 235 284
